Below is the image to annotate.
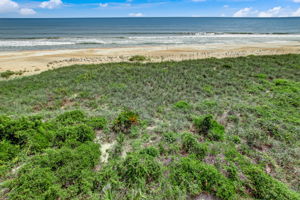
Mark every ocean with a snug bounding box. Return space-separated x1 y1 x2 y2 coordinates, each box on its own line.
0 17 300 51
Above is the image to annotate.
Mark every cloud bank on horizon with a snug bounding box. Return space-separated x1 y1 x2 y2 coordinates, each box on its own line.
0 0 300 17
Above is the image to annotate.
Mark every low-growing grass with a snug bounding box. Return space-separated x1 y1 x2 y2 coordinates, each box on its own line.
1 54 300 199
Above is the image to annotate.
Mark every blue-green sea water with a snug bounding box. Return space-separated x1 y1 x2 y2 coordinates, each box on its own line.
0 17 299 51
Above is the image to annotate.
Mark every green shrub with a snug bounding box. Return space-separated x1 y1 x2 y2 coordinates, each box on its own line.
0 163 9 177
0 70 16 79
72 124 95 142
181 133 208 160
161 142 181 155
56 110 86 125
225 163 239 181
18 142 101 198
255 73 268 79
0 140 20 162
174 101 191 109
119 153 162 185
0 111 104 199
222 64 232 69
230 135 241 144
93 160 122 194
86 116 107 130
0 115 11 136
53 124 95 147
274 79 290 86
170 157 236 200
163 132 178 143
26 130 51 153
9 166 61 200
181 133 198 151
35 142 100 172
139 147 160 157
0 115 43 145
245 166 300 200
112 110 139 134
129 55 148 62
0 116 51 154
110 134 125 159
193 115 225 141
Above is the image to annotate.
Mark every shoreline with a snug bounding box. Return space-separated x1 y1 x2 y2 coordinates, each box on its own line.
1 42 300 76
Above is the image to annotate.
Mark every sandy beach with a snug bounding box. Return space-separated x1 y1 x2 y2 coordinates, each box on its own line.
1 42 300 76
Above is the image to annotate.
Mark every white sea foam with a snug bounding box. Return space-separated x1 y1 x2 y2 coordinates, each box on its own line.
0 40 74 47
1 33 300 48
128 34 300 40
0 38 109 47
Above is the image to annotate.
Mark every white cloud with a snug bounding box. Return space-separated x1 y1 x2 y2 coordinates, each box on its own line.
258 6 282 17
293 0 300 3
129 12 143 17
192 0 206 2
19 8 36 15
293 8 300 16
0 0 36 15
0 0 19 13
233 6 300 17
99 3 108 7
40 0 62 9
233 7 255 17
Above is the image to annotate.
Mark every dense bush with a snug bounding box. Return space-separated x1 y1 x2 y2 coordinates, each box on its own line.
25 129 51 153
56 110 107 130
129 55 148 62
0 140 20 162
112 110 140 134
119 153 162 185
193 115 225 141
86 116 107 130
0 115 43 145
0 115 50 158
163 132 178 144
9 142 100 199
0 111 108 199
53 124 95 147
0 70 16 79
170 157 236 200
9 166 61 200
245 166 300 200
56 110 86 125
139 146 160 157
0 111 103 161
182 132 208 160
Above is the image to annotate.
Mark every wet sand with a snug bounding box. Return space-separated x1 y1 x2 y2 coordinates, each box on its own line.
1 42 300 76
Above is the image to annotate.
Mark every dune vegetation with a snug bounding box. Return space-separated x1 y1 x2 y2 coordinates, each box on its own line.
0 54 300 199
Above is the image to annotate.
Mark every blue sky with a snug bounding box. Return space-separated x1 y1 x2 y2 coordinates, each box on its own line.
1 0 300 17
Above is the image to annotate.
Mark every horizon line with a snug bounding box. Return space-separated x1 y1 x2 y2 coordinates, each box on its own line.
1 16 300 19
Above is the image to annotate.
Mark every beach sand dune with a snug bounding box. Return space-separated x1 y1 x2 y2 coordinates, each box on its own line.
1 42 300 76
